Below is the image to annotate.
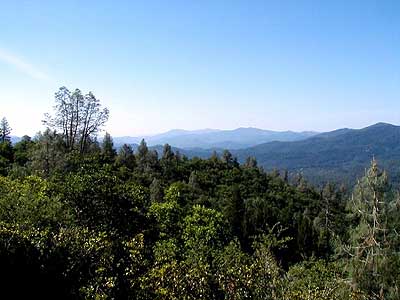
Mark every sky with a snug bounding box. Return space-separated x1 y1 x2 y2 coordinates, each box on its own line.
0 0 399 137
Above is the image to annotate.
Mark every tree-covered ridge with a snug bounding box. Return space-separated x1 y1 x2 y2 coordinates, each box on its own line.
233 122 400 186
113 122 400 187
0 88 399 299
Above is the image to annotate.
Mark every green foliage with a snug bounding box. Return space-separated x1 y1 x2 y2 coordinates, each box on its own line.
1 109 399 299
145 242 184 300
0 223 115 299
0 139 13 175
43 86 109 153
0 175 70 228
282 260 358 300
222 185 244 241
248 236 283 299
183 205 225 256
30 129 67 177
148 198 182 239
58 168 149 235
344 159 398 299
0 117 11 142
13 135 34 166
116 143 136 171
101 132 117 162
150 178 164 203
214 240 252 299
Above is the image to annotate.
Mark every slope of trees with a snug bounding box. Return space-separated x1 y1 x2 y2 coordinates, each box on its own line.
0 89 399 299
233 122 400 186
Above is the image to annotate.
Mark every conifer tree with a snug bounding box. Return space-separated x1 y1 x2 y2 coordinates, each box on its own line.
162 144 174 161
188 171 200 190
30 129 66 177
0 117 11 143
161 143 176 178
116 144 136 170
345 159 393 298
101 132 116 162
222 150 233 166
136 139 148 171
150 178 163 203
223 186 245 240
244 156 257 168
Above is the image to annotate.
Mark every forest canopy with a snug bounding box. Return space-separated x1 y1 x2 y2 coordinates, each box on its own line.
0 87 399 299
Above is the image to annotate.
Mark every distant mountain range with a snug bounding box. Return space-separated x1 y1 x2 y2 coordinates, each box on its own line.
11 123 400 185
113 128 318 149
231 122 400 185
10 136 21 144
138 123 400 185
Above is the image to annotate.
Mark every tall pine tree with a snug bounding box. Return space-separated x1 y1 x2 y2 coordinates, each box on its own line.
0 117 11 143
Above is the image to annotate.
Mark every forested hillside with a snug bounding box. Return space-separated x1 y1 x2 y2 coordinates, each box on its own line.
233 122 400 186
115 123 400 187
0 88 400 299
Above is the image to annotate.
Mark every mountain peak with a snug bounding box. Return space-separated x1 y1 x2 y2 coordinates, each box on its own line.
367 122 396 128
113 127 319 149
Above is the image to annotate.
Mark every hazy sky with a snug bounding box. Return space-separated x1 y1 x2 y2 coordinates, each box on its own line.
1 0 399 136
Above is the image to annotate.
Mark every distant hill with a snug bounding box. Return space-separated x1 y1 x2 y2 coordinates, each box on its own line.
233 123 400 185
10 136 21 144
12 123 400 185
115 123 400 185
114 128 318 149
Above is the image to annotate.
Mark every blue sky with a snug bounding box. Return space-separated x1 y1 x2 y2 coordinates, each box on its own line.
1 0 399 136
